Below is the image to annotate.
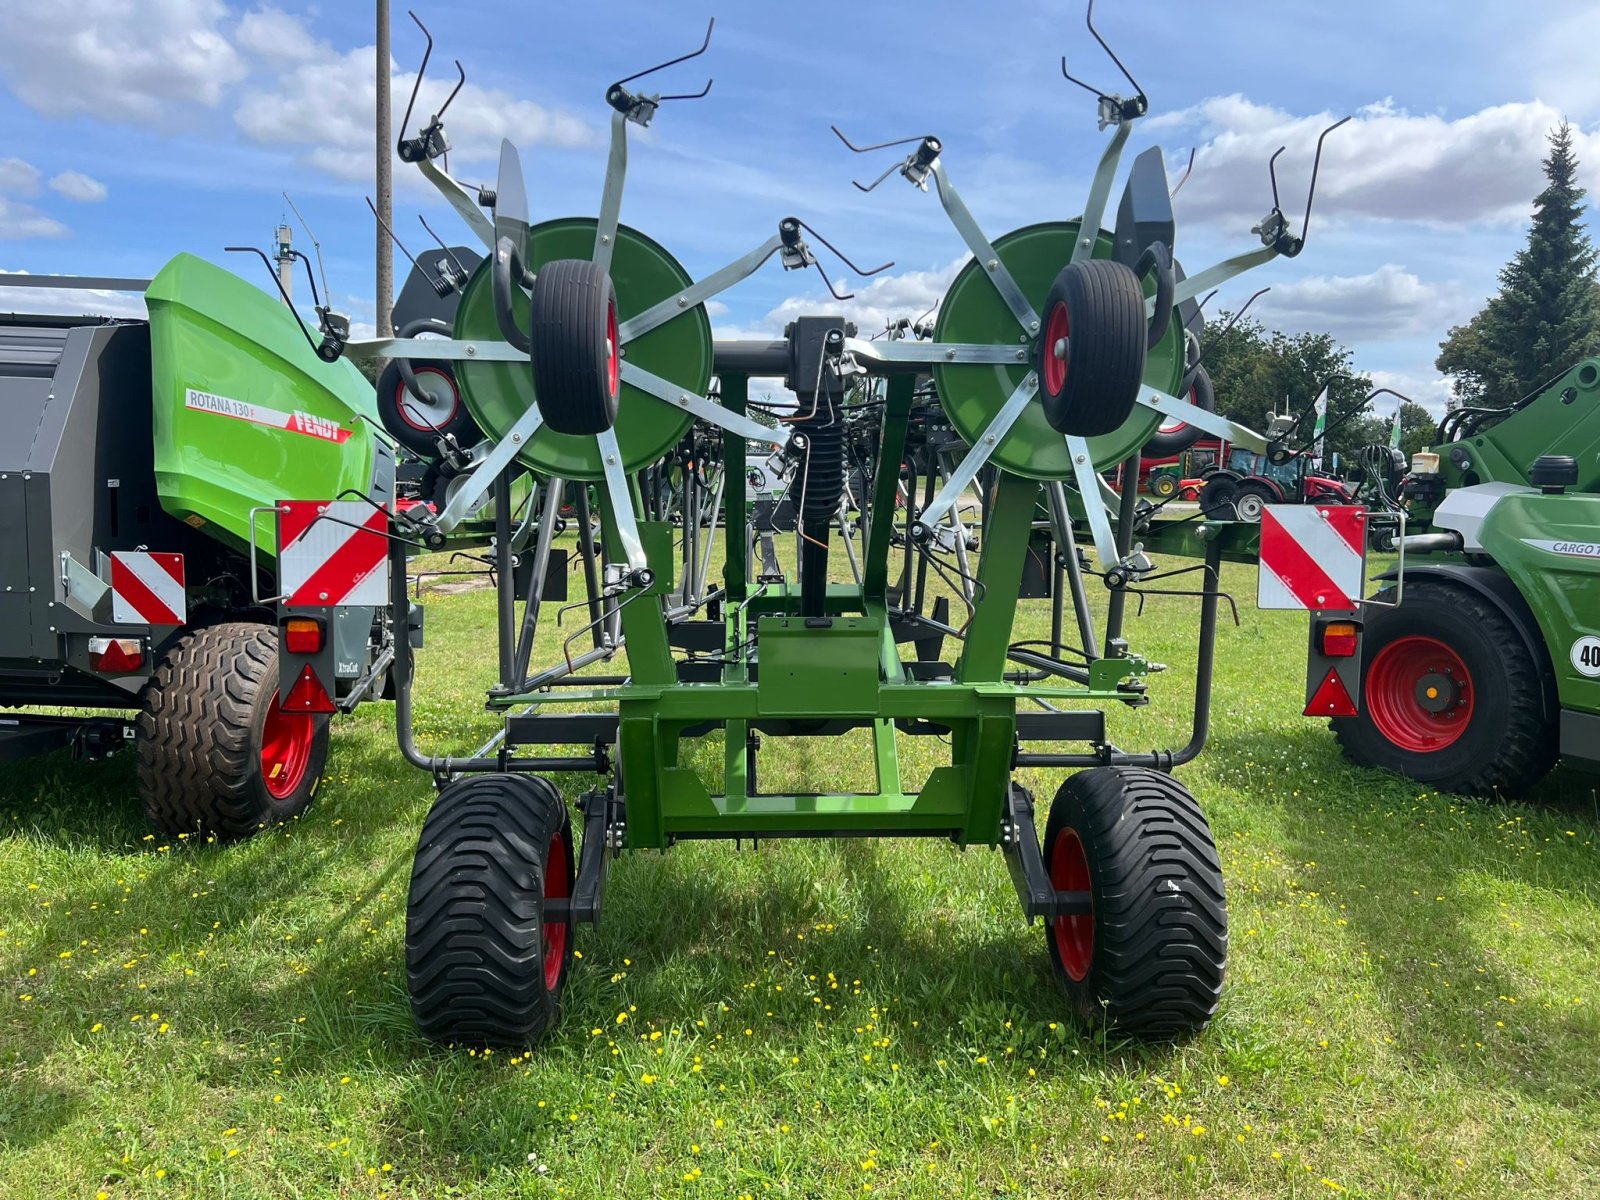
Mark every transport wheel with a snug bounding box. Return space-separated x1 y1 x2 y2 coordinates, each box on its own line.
1041 767 1227 1037
1231 481 1274 523
1197 470 1241 518
1037 259 1147 438
1333 581 1557 796
376 359 482 457
528 259 621 436
1149 473 1179 500
137 623 329 840
1142 363 1214 459
406 774 576 1046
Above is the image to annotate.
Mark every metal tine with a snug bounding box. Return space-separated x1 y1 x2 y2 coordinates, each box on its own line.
224 246 323 357
283 192 331 303
286 250 324 309
417 215 472 281
1169 147 1196 199
1266 115 1352 251
1183 288 1219 331
830 126 939 193
1060 0 1148 117
609 17 715 100
366 197 422 272
1187 286 1269 382
398 11 435 147
794 218 893 300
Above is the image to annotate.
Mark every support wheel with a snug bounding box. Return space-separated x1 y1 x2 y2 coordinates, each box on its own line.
1042 767 1227 1038
137 623 329 840
1333 581 1557 796
406 774 576 1046
528 259 620 436
1037 259 1148 438
376 359 482 457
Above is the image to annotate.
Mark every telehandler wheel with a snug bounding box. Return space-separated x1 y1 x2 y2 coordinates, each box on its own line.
1332 581 1557 796
137 623 329 841
1042 767 1227 1038
406 774 575 1047
528 258 621 436
1231 481 1274 523
1037 259 1147 438
376 359 482 458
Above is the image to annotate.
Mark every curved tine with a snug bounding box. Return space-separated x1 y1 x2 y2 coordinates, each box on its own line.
1299 115 1352 240
830 124 928 155
1169 147 1196 198
1059 54 1109 104
851 158 904 194
1266 145 1287 214
287 249 322 308
1184 289 1219 329
610 16 715 90
812 256 853 302
366 196 421 270
1190 287 1269 376
399 11 434 145
1366 387 1416 407
224 247 322 355
797 220 894 277
661 78 713 103
1082 0 1146 107
417 215 471 280
437 60 467 122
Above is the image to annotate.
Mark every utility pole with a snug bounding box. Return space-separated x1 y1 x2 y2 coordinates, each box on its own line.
375 0 394 339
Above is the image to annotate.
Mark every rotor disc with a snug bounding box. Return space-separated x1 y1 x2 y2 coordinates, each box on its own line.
933 221 1184 481
454 217 712 481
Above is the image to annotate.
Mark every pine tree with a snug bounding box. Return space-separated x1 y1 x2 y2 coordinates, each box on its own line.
1437 122 1600 406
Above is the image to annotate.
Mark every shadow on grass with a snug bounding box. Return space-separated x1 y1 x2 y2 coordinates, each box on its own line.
1210 724 1600 1108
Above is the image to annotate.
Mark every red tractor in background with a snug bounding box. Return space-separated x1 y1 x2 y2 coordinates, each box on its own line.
1198 445 1354 521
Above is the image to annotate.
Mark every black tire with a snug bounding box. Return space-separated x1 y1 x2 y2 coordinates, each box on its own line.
528 259 620 436
376 359 482 458
1197 470 1242 518
1332 581 1557 796
1142 364 1214 459
1041 767 1227 1037
1037 259 1148 437
1231 481 1274 523
137 623 329 841
1149 472 1179 500
406 774 576 1046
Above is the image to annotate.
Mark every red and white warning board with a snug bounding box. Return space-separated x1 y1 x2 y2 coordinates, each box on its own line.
278 500 389 608
110 552 186 627
1257 505 1367 612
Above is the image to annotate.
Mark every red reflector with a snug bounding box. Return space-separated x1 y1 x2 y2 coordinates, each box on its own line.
283 617 324 655
1319 621 1359 658
88 637 144 674
282 663 336 714
1304 668 1359 718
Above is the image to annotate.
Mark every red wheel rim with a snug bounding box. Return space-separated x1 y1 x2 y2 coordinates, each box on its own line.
605 299 620 400
394 367 461 432
543 832 571 993
1366 635 1474 753
260 694 314 801
1049 827 1093 981
1043 301 1071 396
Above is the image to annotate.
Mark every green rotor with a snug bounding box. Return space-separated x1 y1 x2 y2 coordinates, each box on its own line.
933 221 1183 481
453 217 713 481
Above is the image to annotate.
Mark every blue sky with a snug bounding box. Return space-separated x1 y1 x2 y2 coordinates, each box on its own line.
2 0 1599 412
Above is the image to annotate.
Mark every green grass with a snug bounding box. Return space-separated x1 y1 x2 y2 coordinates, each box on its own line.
3 544 1599 1198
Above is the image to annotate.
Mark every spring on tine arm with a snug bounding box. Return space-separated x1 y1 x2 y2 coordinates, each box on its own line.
1060 0 1148 121
606 17 715 115
830 126 942 193
397 12 465 162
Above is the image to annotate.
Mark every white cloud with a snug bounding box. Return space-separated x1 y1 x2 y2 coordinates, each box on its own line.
0 0 246 123
0 157 40 196
236 6 326 65
1155 95 1600 230
0 198 66 240
761 257 968 342
1368 368 1453 417
233 41 595 183
1250 264 1474 343
0 274 143 313
49 171 108 203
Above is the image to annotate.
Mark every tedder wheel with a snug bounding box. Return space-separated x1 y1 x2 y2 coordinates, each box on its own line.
376 359 482 457
528 258 620 436
1149 472 1179 500
1142 363 1215 460
1230 481 1274 523
1197 470 1242 518
406 774 576 1046
138 623 329 840
1042 767 1227 1037
1037 258 1148 438
1333 581 1558 796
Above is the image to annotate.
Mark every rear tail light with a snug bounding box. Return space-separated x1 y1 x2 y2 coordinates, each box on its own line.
283 617 325 655
87 637 144 674
1318 620 1360 658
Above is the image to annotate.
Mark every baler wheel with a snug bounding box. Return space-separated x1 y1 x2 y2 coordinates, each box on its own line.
1042 767 1227 1038
137 623 329 840
528 259 621 436
376 359 482 457
1332 581 1557 796
406 774 576 1046
1037 258 1147 438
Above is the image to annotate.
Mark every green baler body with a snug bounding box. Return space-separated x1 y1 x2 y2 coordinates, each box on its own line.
145 253 379 558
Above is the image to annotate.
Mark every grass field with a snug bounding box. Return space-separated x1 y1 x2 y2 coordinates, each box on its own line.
3 541 1598 1198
